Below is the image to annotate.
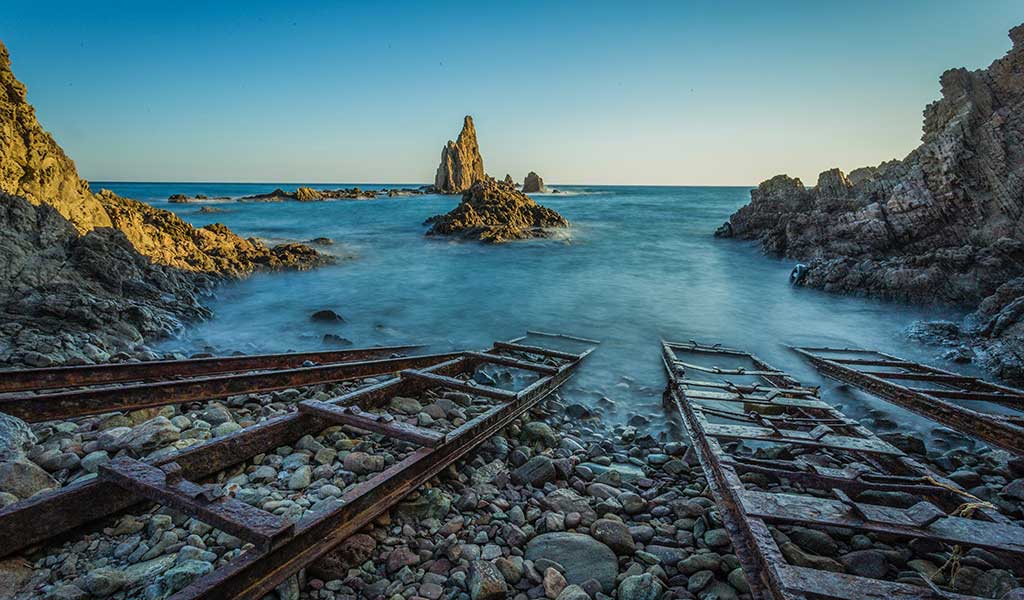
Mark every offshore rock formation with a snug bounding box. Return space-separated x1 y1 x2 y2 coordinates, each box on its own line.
716 24 1024 382
424 177 568 243
522 171 548 194
503 174 515 186
433 116 485 194
0 39 328 364
238 187 378 202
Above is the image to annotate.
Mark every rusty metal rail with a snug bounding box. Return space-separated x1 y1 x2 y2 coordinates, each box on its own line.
0 349 461 423
661 339 1024 600
792 346 1024 456
0 331 597 600
0 344 423 393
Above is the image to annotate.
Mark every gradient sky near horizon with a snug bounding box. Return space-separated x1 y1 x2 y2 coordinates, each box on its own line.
2 1 1020 186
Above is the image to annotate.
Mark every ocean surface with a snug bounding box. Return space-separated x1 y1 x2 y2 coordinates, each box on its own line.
100 182 971 444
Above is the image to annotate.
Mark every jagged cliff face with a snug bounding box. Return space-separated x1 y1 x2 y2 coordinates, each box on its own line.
0 42 112 233
424 177 568 243
0 40 323 277
433 116 485 194
717 24 1024 381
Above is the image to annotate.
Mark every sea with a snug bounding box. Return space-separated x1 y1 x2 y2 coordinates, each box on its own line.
98 182 971 444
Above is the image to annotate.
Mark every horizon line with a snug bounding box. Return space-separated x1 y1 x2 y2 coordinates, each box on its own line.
89 180 759 189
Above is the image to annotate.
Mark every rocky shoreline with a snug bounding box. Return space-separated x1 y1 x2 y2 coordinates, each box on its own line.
2 361 1021 600
425 178 569 243
714 24 1024 384
0 40 330 368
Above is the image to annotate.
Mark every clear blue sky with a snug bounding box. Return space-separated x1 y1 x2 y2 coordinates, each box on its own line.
2 1 1019 185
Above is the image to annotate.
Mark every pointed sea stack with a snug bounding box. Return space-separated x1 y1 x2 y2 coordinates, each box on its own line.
424 176 568 243
433 116 485 194
522 171 548 194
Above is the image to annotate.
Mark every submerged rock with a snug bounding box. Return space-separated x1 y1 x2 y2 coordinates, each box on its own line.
433 115 485 194
424 177 569 243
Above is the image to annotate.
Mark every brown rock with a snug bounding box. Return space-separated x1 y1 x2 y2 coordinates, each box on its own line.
434 116 485 194
522 171 548 194
424 177 569 243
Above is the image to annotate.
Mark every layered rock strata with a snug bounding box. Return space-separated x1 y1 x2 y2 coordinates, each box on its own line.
715 24 1024 382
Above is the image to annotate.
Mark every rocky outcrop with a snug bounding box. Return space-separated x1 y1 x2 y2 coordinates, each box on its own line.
238 187 377 202
522 171 548 194
503 174 515 186
433 116 485 194
0 39 329 365
716 24 1024 382
424 177 568 243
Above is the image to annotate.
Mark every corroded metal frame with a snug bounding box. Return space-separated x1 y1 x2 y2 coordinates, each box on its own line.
792 346 1024 456
0 332 597 600
661 340 1023 600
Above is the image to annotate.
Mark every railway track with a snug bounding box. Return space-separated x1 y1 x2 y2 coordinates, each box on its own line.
662 339 1024 600
792 346 1024 456
0 331 597 600
0 345 463 423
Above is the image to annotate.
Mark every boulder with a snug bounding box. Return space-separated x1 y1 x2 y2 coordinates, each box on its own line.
0 414 35 462
511 455 557 487
525 533 618 592
0 459 58 499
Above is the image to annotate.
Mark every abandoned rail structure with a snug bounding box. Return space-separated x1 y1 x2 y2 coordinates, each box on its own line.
0 345 464 423
0 331 597 600
662 339 1024 600
793 346 1024 456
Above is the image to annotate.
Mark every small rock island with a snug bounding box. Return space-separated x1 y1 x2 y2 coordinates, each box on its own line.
433 116 485 194
424 177 569 243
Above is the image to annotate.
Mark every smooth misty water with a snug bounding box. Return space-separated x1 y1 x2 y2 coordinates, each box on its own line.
100 182 969 440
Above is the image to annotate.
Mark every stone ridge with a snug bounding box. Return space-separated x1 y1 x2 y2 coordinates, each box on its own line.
433 116 485 194
424 177 568 243
715 23 1024 381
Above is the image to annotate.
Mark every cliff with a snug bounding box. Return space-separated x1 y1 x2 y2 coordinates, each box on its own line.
424 177 568 243
0 40 328 364
433 116 485 194
716 24 1024 381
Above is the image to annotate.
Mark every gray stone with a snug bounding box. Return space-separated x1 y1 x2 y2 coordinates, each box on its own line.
526 532 618 592
342 451 384 474
512 455 557 487
591 518 636 555
0 459 58 499
83 567 127 597
122 417 180 454
543 489 597 524
288 466 312 490
0 414 35 462
555 584 590 600
468 560 508 600
840 549 888 579
618 573 665 600
522 422 559 448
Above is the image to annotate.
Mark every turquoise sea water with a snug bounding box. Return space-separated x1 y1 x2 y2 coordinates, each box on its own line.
99 182 966 438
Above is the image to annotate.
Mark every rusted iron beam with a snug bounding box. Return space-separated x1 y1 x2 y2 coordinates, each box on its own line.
492 341 579 361
0 355 468 557
525 330 602 345
662 339 1020 600
165 338 595 600
464 351 559 375
99 458 294 551
792 347 1024 456
398 369 518 401
0 352 462 423
0 345 423 393
297 401 444 447
701 422 904 455
903 387 1024 403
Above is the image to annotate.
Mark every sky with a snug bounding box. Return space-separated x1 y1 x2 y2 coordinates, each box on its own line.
1 1 1020 186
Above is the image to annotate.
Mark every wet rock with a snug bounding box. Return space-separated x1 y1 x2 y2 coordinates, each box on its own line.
425 177 569 243
789 526 838 557
82 567 126 597
525 532 618 592
468 560 508 600
122 417 180 454
310 309 345 322
521 422 560 448
543 489 597 524
395 488 451 521
555 584 589 600
386 546 419 574
512 455 557 487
